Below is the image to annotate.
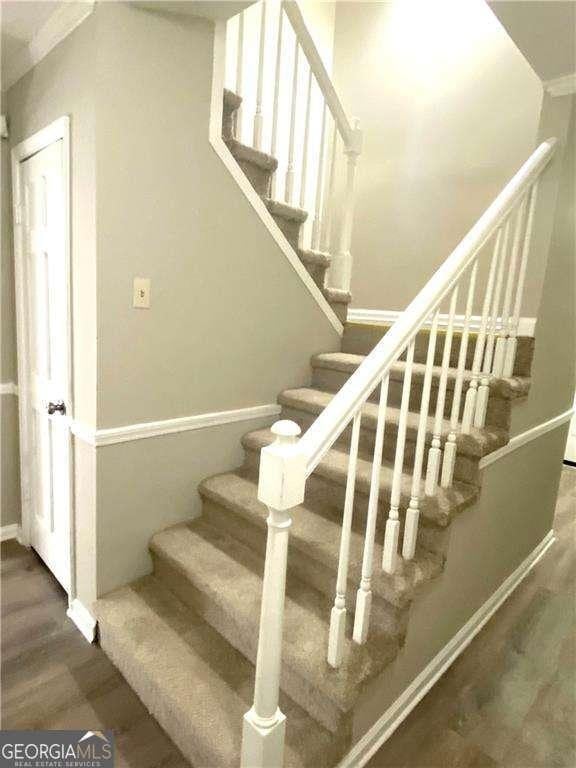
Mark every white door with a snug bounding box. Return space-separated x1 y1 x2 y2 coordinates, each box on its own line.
19 138 72 592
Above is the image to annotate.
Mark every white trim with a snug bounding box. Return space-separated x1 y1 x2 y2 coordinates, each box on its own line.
338 530 555 768
545 72 576 97
0 382 19 396
348 309 536 337
71 403 282 447
480 408 574 469
67 598 97 643
209 22 343 336
2 1 95 90
1 523 21 543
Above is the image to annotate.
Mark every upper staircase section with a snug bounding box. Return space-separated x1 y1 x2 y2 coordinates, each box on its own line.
223 0 362 302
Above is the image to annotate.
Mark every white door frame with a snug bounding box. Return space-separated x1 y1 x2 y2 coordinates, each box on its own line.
11 116 76 599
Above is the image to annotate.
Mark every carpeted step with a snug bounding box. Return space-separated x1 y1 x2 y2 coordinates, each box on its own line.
276 386 506 486
241 427 479 535
199 471 442 631
311 352 530 430
225 138 278 197
342 322 535 378
323 287 351 323
222 88 242 141
298 248 331 289
96 576 346 768
263 198 308 250
149 518 400 734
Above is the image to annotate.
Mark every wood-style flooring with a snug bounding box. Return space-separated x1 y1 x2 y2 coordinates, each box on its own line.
1 467 574 768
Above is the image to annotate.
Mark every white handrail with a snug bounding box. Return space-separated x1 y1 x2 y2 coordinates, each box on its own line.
299 139 557 476
282 0 355 150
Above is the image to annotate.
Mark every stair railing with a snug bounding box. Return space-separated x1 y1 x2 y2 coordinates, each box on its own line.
226 0 362 293
240 138 556 767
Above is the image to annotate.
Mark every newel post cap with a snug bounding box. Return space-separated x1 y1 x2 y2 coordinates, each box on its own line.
258 420 306 510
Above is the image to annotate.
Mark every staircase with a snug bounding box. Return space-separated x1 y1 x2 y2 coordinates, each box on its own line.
221 89 351 323
95 3 557 766
96 319 535 767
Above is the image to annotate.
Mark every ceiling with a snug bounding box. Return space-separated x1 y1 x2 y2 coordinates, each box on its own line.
489 1 576 82
1 1 63 86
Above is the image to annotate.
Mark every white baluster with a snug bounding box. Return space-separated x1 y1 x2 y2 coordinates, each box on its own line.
475 219 511 428
269 6 283 197
321 121 338 254
353 375 389 645
504 181 539 377
327 411 361 668
403 312 440 560
241 420 305 768
383 340 415 574
332 119 362 291
311 104 327 250
284 37 299 204
253 1 268 150
425 287 459 496
461 229 502 434
235 12 245 140
441 261 478 488
493 198 526 377
299 68 313 211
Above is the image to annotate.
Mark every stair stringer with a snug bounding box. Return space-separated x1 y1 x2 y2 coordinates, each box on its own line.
340 403 565 762
209 21 343 335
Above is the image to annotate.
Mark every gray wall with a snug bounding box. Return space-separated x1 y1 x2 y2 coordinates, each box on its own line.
354 422 567 741
91 3 339 596
332 0 543 313
1 89 20 527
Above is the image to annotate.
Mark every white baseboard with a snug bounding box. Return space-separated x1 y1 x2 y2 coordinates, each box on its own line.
0 382 19 396
0 523 21 542
67 598 97 643
338 530 555 768
348 309 536 337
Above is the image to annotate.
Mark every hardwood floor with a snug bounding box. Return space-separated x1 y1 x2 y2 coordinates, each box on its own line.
1 467 574 768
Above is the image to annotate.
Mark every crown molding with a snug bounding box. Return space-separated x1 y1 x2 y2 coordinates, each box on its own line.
544 72 576 97
2 1 95 91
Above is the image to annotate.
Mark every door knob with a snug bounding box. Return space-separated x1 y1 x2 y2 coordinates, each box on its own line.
47 400 66 416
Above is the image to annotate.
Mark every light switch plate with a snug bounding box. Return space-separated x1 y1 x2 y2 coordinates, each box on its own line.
133 278 151 309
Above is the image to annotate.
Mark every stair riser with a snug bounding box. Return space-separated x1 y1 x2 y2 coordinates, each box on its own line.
234 156 272 197
280 405 481 487
242 446 463 556
272 213 303 250
305 263 328 289
343 325 535 378
152 552 349 734
202 496 409 635
222 99 237 142
330 302 348 323
311 368 512 430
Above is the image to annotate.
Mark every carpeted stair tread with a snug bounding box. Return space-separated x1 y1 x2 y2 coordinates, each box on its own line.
311 352 531 400
323 287 352 305
263 197 308 222
242 428 478 528
150 518 400 728
96 576 342 768
199 472 443 609
225 137 278 171
278 387 507 459
298 248 332 268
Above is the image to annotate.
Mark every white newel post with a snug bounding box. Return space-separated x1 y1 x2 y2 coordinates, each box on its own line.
332 121 362 291
241 420 306 768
